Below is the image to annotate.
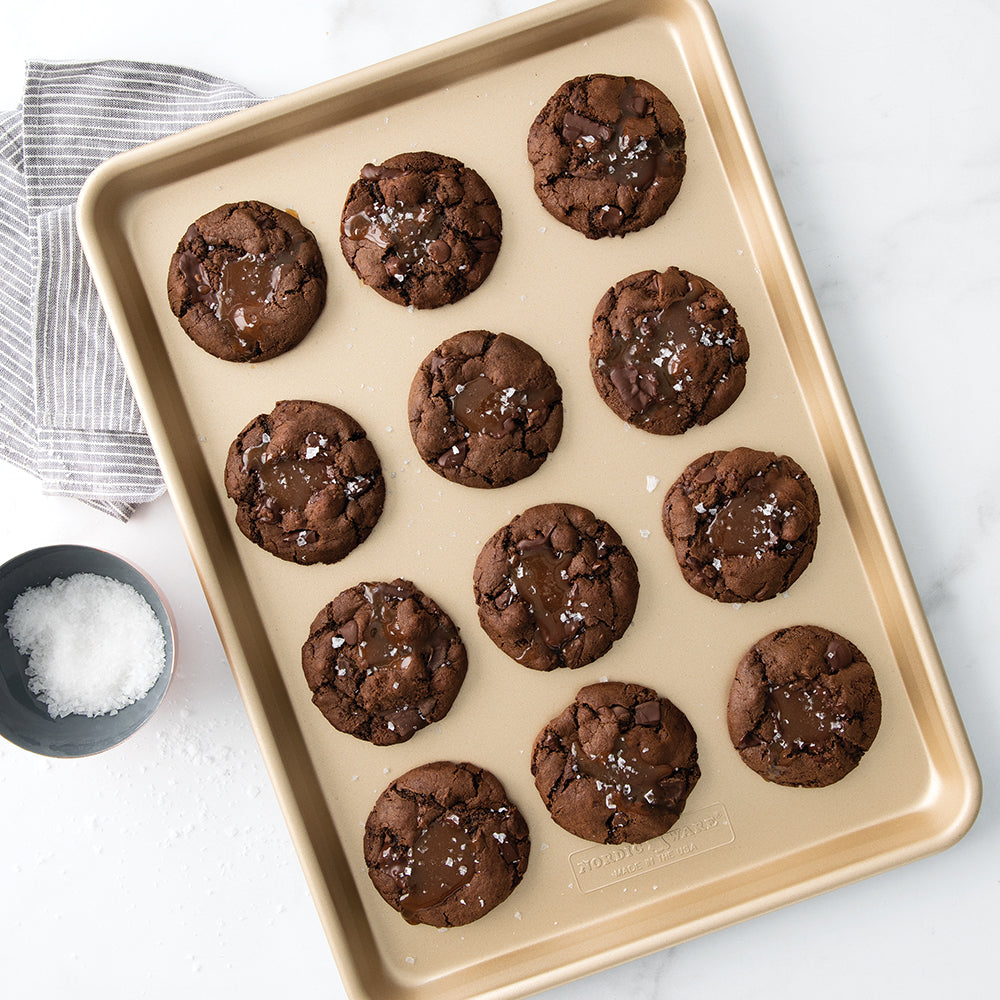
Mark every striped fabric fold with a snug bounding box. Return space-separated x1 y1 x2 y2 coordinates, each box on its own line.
0 60 260 520
0 110 37 477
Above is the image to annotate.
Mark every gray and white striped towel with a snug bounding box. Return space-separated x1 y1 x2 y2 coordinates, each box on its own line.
0 60 260 520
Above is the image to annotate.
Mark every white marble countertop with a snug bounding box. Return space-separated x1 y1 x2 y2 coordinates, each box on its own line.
1 1 996 996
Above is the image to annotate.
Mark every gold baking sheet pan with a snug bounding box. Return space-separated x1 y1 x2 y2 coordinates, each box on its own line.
77 1 981 998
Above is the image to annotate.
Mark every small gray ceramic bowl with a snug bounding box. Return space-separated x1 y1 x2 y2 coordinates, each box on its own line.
0 545 175 758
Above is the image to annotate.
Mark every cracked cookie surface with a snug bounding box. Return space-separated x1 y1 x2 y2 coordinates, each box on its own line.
661 447 820 602
473 502 638 671
167 200 326 361
591 267 749 434
527 74 686 239
340 151 501 308
224 399 384 565
301 578 466 745
363 760 530 927
727 625 881 787
408 330 563 488
532 681 700 844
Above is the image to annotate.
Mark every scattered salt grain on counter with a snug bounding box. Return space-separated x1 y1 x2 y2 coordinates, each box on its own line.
5 573 166 718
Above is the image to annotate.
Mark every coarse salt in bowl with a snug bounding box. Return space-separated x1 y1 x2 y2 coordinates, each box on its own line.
0 545 175 757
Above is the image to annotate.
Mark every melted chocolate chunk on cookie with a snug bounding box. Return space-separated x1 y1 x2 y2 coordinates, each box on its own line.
532 681 700 844
364 761 530 927
167 201 326 362
591 267 749 434
224 399 384 565
450 376 557 440
340 151 502 308
473 502 638 670
662 447 820 602
512 530 582 648
391 811 479 920
561 79 671 190
177 228 305 331
727 625 881 787
528 74 686 239
302 579 467 745
409 331 563 488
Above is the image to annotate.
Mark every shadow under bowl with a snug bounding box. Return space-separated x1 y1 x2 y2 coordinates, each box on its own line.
0 544 175 758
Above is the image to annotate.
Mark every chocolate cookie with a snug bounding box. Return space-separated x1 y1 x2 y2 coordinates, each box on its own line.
591 267 749 434
661 447 820 602
527 74 686 239
224 399 385 565
408 330 563 488
363 761 530 927
473 503 639 671
340 152 502 309
301 579 466 745
727 625 882 787
167 200 326 362
531 681 700 844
